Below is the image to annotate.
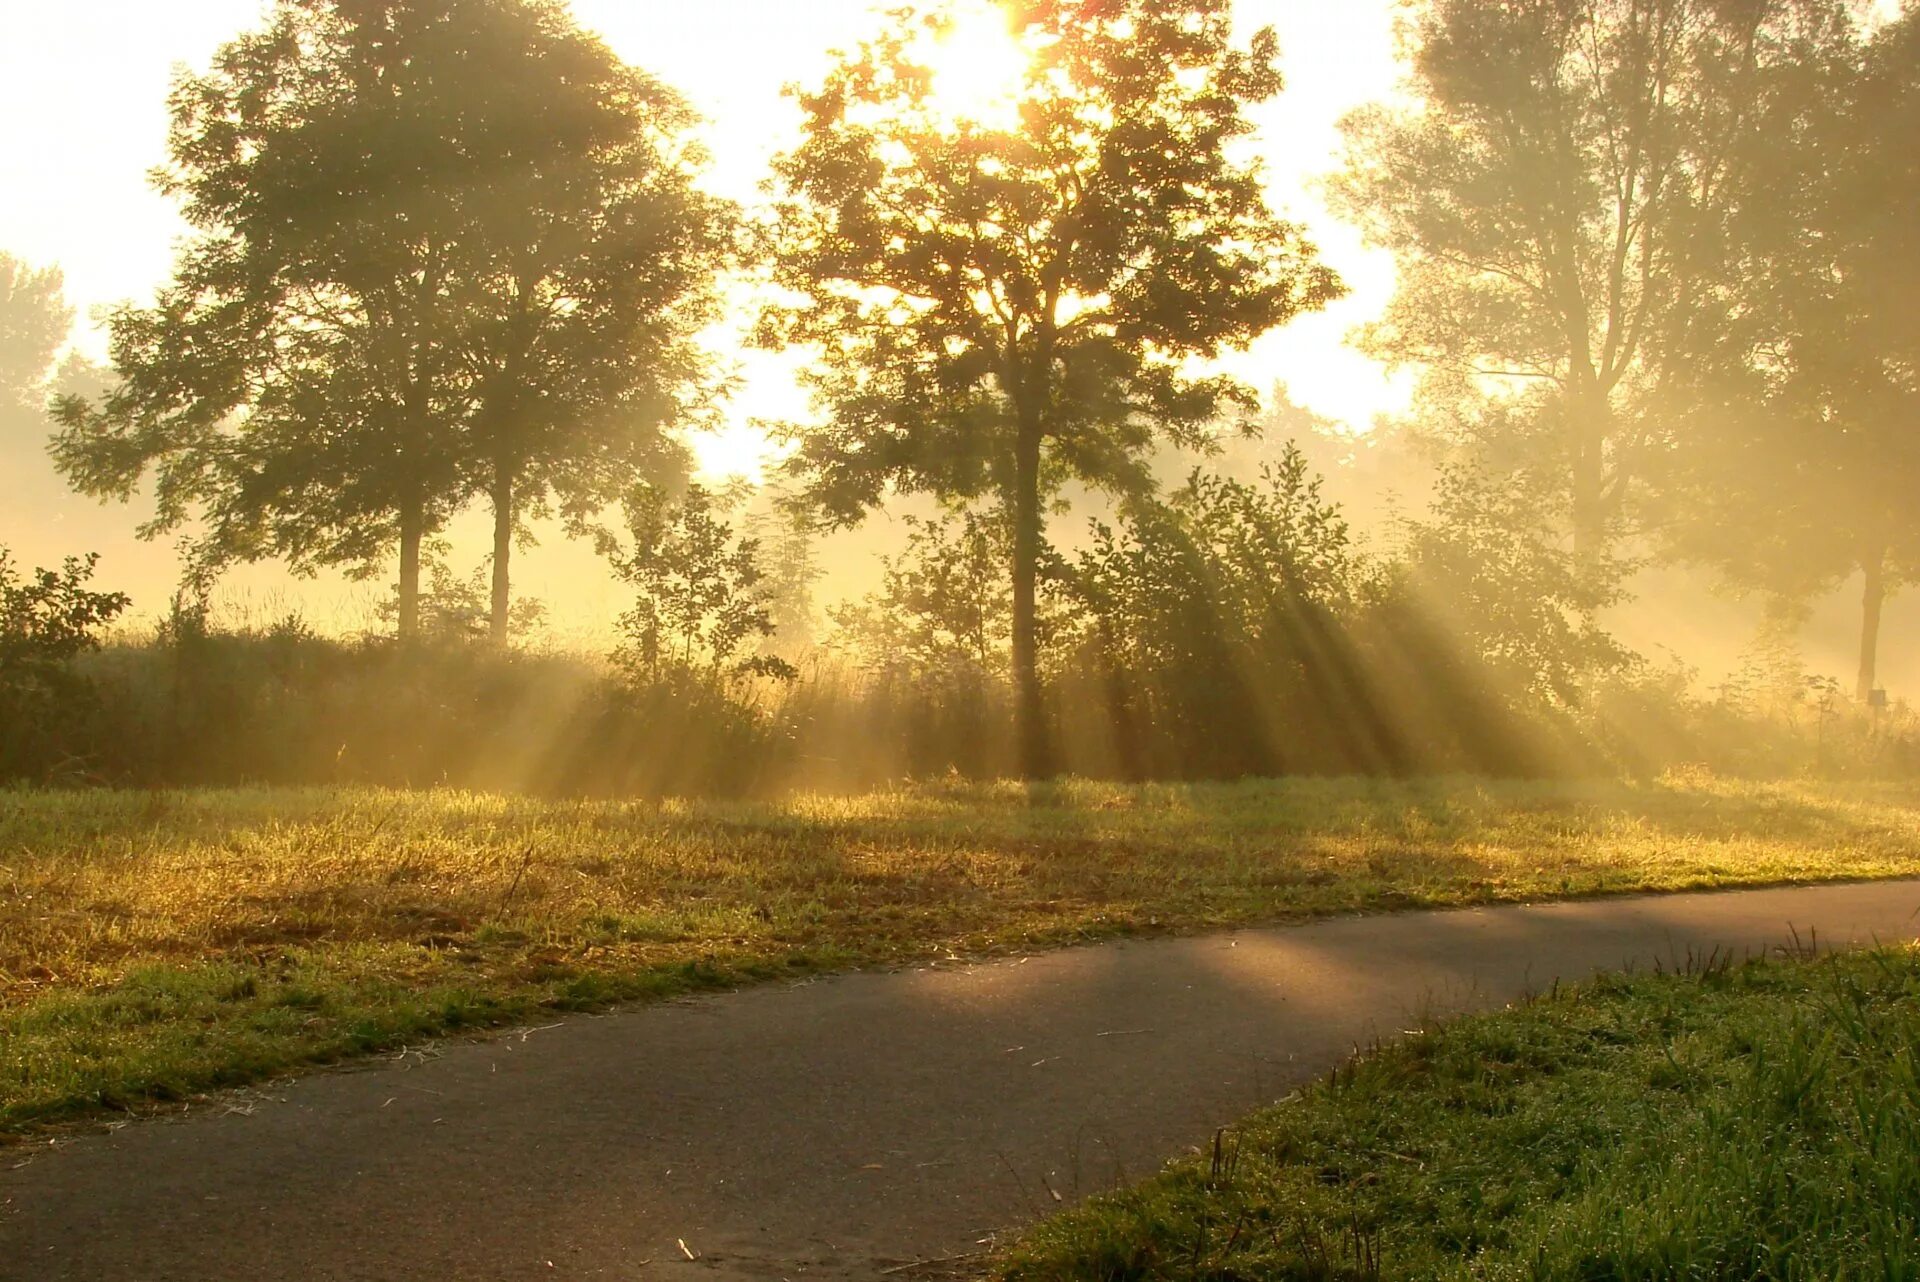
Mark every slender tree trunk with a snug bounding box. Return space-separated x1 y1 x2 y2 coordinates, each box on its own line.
489 459 514 646
397 493 424 643
1568 391 1609 591
1010 417 1048 780
1857 546 1887 704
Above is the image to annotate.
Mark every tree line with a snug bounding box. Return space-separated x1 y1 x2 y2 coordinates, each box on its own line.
4 0 1917 781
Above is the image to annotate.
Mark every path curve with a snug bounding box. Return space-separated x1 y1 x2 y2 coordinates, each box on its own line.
5 878 1920 1280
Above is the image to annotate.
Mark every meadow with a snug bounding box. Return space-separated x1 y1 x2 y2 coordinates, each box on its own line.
6 775 1920 1136
998 943 1920 1280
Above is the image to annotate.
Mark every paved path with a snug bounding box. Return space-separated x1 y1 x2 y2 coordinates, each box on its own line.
4 878 1919 1281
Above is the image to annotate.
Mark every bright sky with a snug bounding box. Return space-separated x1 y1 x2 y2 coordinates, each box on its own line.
0 0 1409 632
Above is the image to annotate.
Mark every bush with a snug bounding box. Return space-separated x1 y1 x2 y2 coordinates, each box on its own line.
0 550 130 780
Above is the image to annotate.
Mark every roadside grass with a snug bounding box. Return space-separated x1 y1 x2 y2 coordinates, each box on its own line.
5 775 1920 1138
996 943 1920 1281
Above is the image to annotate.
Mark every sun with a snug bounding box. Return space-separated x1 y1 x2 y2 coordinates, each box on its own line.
917 1 1033 130
691 422 772 484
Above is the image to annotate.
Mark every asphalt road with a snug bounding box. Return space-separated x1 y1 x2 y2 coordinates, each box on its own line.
5 878 1919 1281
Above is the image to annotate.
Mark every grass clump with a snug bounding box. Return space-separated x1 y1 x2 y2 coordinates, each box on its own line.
5 775 1920 1138
998 945 1920 1281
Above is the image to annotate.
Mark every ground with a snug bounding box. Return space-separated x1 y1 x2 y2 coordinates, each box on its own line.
4 880 1916 1281
998 942 1920 1280
6 774 1920 1135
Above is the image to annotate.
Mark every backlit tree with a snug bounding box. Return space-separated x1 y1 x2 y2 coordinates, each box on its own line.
761 0 1342 775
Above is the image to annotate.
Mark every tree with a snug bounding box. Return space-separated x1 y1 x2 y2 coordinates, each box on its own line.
1332 0 1850 582
0 254 70 422
52 0 726 640
1665 3 1912 701
438 1 732 642
760 0 1343 776
1 255 79 498
1396 458 1627 707
830 508 1017 683
605 484 796 682
54 0 473 630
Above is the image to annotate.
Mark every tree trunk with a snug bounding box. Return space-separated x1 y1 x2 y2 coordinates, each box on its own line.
489 460 514 646
1010 418 1048 780
397 494 423 643
1857 546 1887 704
1568 391 1609 592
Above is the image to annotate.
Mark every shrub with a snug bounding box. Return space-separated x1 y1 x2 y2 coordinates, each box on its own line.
0 550 130 780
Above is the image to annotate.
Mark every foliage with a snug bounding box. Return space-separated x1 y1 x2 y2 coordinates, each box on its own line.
743 498 827 651
0 610 801 793
827 509 1029 773
1393 459 1629 708
0 550 130 780
49 0 728 639
999 945 1920 1280
1663 3 1914 698
0 253 70 415
606 483 797 681
761 0 1343 773
7 776 1920 1135
1333 0 1854 570
373 560 548 645
832 509 1018 682
1064 447 1379 776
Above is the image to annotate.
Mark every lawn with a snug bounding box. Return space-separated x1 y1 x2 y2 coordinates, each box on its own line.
5 775 1920 1137
996 943 1920 1280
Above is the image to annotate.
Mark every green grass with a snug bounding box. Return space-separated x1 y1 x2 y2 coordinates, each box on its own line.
996 944 1920 1280
5 775 1920 1139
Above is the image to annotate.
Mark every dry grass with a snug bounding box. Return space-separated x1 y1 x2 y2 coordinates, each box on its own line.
5 774 1920 1136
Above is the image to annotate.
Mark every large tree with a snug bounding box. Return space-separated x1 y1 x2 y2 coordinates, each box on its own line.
53 0 728 639
1668 3 1917 701
760 0 1342 776
1332 0 1849 582
436 1 732 642
56 1 473 628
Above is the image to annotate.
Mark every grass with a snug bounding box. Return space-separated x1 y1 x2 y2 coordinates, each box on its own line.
995 943 1920 1280
4 774 1920 1138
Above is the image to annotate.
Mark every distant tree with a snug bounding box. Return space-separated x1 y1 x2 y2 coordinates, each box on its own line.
1 254 77 539
52 0 727 640
373 559 548 645
1332 0 1854 582
0 255 70 422
742 492 826 651
605 484 796 682
1395 460 1627 707
760 0 1343 776
1667 4 1913 701
1237 383 1434 534
830 509 1017 682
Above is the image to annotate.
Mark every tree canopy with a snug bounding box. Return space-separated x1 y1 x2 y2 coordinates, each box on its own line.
52 0 731 638
761 0 1343 775
1662 2 1914 700
1333 0 1855 582
0 255 70 421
